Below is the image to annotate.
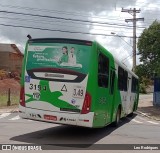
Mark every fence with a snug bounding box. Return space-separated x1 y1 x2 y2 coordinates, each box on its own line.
153 78 160 106
0 88 20 106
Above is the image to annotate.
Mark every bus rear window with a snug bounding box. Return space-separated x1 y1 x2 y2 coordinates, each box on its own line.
26 42 92 74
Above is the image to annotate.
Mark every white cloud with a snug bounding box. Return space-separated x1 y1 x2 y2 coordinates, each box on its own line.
0 0 160 69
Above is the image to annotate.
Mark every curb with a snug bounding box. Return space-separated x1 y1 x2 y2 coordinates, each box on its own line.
136 110 160 121
0 109 19 114
11 109 19 113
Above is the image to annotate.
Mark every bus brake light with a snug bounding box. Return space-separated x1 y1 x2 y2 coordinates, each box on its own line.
20 86 25 107
81 92 91 114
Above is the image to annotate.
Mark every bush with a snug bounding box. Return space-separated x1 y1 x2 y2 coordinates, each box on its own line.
139 83 147 94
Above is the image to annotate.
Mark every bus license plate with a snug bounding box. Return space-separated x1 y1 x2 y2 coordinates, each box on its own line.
44 115 57 121
73 86 85 98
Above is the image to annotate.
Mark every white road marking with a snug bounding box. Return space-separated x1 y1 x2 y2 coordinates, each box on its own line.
27 119 33 121
131 119 143 124
147 121 159 125
9 115 20 120
0 113 11 119
136 116 147 121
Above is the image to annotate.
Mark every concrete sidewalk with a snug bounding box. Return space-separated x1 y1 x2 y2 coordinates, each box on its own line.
138 93 160 121
0 105 19 114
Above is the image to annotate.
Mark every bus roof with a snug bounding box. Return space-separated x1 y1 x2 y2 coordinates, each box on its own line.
114 58 138 79
27 38 138 79
28 38 92 46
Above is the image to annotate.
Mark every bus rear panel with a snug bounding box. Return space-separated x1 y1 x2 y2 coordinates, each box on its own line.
19 38 95 127
19 38 139 128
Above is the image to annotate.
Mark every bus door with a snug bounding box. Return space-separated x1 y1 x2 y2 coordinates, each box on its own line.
96 52 115 126
109 68 116 121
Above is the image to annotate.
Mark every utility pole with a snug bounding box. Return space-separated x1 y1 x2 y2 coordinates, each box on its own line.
121 8 144 72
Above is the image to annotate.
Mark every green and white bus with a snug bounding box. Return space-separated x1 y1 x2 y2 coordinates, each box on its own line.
19 38 139 128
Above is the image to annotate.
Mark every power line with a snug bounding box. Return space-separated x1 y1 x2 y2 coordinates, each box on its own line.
0 3 152 30
0 3 158 29
121 51 138 63
111 32 133 47
0 3 128 22
0 16 141 34
0 10 146 29
0 3 146 24
0 23 134 38
121 53 133 62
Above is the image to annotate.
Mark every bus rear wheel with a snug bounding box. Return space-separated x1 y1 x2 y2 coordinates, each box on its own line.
113 107 121 127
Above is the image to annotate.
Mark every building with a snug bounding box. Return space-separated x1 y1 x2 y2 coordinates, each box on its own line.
0 44 23 74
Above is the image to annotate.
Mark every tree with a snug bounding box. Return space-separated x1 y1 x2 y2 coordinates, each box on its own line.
135 64 152 93
137 20 160 76
135 64 150 80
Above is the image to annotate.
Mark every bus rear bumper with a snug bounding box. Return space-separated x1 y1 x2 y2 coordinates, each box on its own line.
19 107 94 128
19 104 26 118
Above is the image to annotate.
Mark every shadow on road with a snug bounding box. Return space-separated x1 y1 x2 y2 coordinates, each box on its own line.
10 114 137 148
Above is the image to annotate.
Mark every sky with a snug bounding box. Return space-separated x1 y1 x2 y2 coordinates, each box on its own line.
0 0 160 69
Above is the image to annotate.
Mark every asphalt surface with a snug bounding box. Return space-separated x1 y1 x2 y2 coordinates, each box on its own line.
0 94 160 152
0 112 160 152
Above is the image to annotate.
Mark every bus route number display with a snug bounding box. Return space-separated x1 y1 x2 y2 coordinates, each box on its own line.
73 86 85 99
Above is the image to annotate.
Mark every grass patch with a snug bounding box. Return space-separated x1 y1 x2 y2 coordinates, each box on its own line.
0 93 19 107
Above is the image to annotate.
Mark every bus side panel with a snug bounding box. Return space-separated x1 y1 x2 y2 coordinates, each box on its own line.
78 42 98 127
134 82 139 111
91 43 122 128
110 63 122 123
19 42 29 115
111 63 139 120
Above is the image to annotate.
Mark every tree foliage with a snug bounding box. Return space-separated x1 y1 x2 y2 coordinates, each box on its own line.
135 64 152 93
137 20 160 76
135 64 150 80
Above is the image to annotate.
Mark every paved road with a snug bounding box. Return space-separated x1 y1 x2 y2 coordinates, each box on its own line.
0 112 160 152
139 93 153 101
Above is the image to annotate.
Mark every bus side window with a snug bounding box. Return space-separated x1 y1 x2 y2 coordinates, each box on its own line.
131 77 138 93
118 67 128 91
118 66 124 90
98 53 109 88
124 71 128 91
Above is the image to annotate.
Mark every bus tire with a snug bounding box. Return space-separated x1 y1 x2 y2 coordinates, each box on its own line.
113 107 121 127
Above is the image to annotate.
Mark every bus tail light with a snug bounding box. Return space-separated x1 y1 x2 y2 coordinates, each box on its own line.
81 92 91 114
20 86 25 107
